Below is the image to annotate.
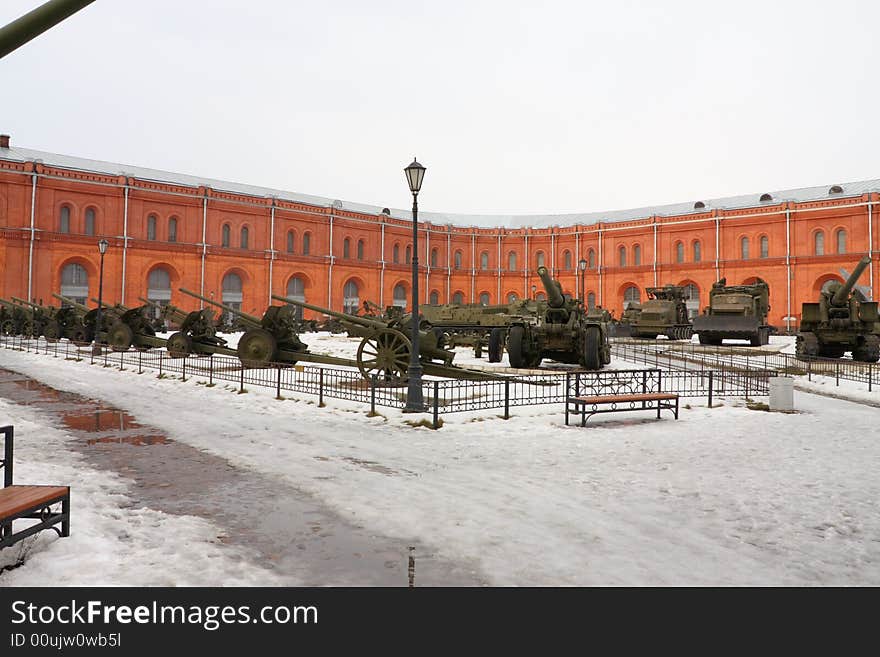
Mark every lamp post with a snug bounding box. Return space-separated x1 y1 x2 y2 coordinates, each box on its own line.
531 284 537 300
578 258 587 307
92 238 109 355
403 158 427 412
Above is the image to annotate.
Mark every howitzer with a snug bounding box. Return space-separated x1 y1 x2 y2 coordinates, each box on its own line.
10 296 62 341
138 297 228 358
50 294 93 343
0 298 31 336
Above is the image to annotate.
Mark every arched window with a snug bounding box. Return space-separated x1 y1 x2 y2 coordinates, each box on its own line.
633 245 641 266
536 292 547 301
343 280 359 314
343 238 351 259
536 251 545 268
618 246 626 267
587 292 596 309
168 217 177 243
286 276 306 320
588 248 596 269
85 208 96 236
357 240 364 260
147 268 172 318
60 263 88 304
430 248 438 268
508 251 517 271
693 241 702 262
836 229 847 254
147 214 157 241
302 232 311 255
479 292 490 306
454 250 463 270
240 226 249 250
405 245 412 265
814 231 824 255
429 291 439 305
221 224 231 248
760 236 769 258
287 231 295 253
452 292 464 305
221 272 243 320
675 242 684 263
682 282 700 319
393 283 408 308
563 250 572 270
507 292 518 303
59 206 71 233
740 237 749 260
624 285 640 305
480 251 489 270
393 244 400 264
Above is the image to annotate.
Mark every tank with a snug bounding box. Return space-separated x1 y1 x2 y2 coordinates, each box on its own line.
796 256 879 361
504 267 610 369
629 286 693 340
609 301 641 338
692 277 774 346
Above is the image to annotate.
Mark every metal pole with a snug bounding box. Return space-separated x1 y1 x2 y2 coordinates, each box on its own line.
405 192 425 411
93 251 105 356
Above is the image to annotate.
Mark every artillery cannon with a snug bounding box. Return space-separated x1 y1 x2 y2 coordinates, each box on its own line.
138 297 228 358
503 267 611 370
628 286 693 340
797 256 879 361
52 294 102 343
10 297 60 340
0 298 31 336
692 278 774 346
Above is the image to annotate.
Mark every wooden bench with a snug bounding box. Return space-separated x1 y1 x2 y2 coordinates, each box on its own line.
1 425 70 550
565 392 680 426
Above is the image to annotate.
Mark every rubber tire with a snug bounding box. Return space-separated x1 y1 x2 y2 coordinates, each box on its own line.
108 322 134 351
582 326 601 370
488 328 504 363
166 332 192 359
237 328 278 366
507 326 526 368
43 320 62 342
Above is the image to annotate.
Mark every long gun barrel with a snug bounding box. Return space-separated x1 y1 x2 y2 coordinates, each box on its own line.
272 295 389 331
0 0 96 60
138 297 190 325
178 288 262 326
831 256 872 306
10 296 39 311
90 297 129 312
536 266 565 308
52 294 90 313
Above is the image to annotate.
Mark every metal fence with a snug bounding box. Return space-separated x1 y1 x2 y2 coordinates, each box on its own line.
1 335 770 428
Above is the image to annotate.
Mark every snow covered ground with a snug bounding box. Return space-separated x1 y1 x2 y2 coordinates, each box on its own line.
1 336 879 586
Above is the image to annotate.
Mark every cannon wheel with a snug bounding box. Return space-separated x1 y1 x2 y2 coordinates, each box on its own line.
69 327 89 345
488 328 504 363
357 328 411 382
237 328 278 366
581 325 601 370
108 322 134 351
43 320 62 342
21 319 35 338
166 332 192 359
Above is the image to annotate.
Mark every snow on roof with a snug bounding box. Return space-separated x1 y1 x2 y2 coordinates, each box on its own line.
2 144 879 229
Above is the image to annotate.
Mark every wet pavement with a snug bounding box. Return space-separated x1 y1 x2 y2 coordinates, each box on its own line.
0 368 486 586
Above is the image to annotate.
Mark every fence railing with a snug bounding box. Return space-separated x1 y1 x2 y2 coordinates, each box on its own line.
1 335 771 428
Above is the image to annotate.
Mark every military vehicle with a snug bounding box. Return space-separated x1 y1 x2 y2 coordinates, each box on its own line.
610 302 641 338
629 286 693 340
692 277 773 346
139 297 229 358
796 256 879 361
504 266 611 369
10 297 60 340
51 294 97 343
0 298 31 336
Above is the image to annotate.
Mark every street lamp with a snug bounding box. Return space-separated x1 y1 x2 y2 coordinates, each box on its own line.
92 238 109 355
578 258 588 307
403 158 427 412
531 284 537 300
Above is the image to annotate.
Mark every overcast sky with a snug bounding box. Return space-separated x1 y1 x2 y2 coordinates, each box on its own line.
2 0 879 216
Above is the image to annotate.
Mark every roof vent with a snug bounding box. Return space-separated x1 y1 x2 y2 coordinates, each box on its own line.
759 193 773 202
693 201 705 209
828 185 843 194
381 207 391 215
331 199 343 209
0 135 9 149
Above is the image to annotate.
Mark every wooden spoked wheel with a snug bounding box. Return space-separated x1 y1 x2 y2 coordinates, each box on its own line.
357 328 411 382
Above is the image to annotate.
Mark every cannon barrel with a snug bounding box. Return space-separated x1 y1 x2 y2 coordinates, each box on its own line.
831 256 872 306
52 293 90 312
178 288 262 326
10 296 42 310
272 295 390 330
138 297 190 324
0 0 96 60
536 266 565 308
90 297 129 312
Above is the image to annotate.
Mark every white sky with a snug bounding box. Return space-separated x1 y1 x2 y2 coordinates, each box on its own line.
2 0 879 216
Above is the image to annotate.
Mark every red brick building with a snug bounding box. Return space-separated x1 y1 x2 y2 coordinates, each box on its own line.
1 134 877 331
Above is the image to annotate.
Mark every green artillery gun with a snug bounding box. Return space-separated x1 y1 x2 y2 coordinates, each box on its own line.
138 297 228 358
693 278 774 346
87 298 164 352
628 286 694 340
797 256 879 361
0 298 31 336
52 294 102 343
504 266 611 370
10 297 59 340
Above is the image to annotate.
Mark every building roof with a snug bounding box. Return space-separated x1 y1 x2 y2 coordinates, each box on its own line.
2 143 879 229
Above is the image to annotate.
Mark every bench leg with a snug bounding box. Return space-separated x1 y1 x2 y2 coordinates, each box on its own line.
675 397 679 420
656 402 661 419
61 495 70 538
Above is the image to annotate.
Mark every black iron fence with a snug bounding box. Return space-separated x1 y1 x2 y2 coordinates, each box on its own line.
1 335 770 428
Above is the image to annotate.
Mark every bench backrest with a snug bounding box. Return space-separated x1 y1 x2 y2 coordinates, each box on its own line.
1 425 12 488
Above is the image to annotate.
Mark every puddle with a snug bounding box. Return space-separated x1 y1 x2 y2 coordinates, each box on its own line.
0 368 485 586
